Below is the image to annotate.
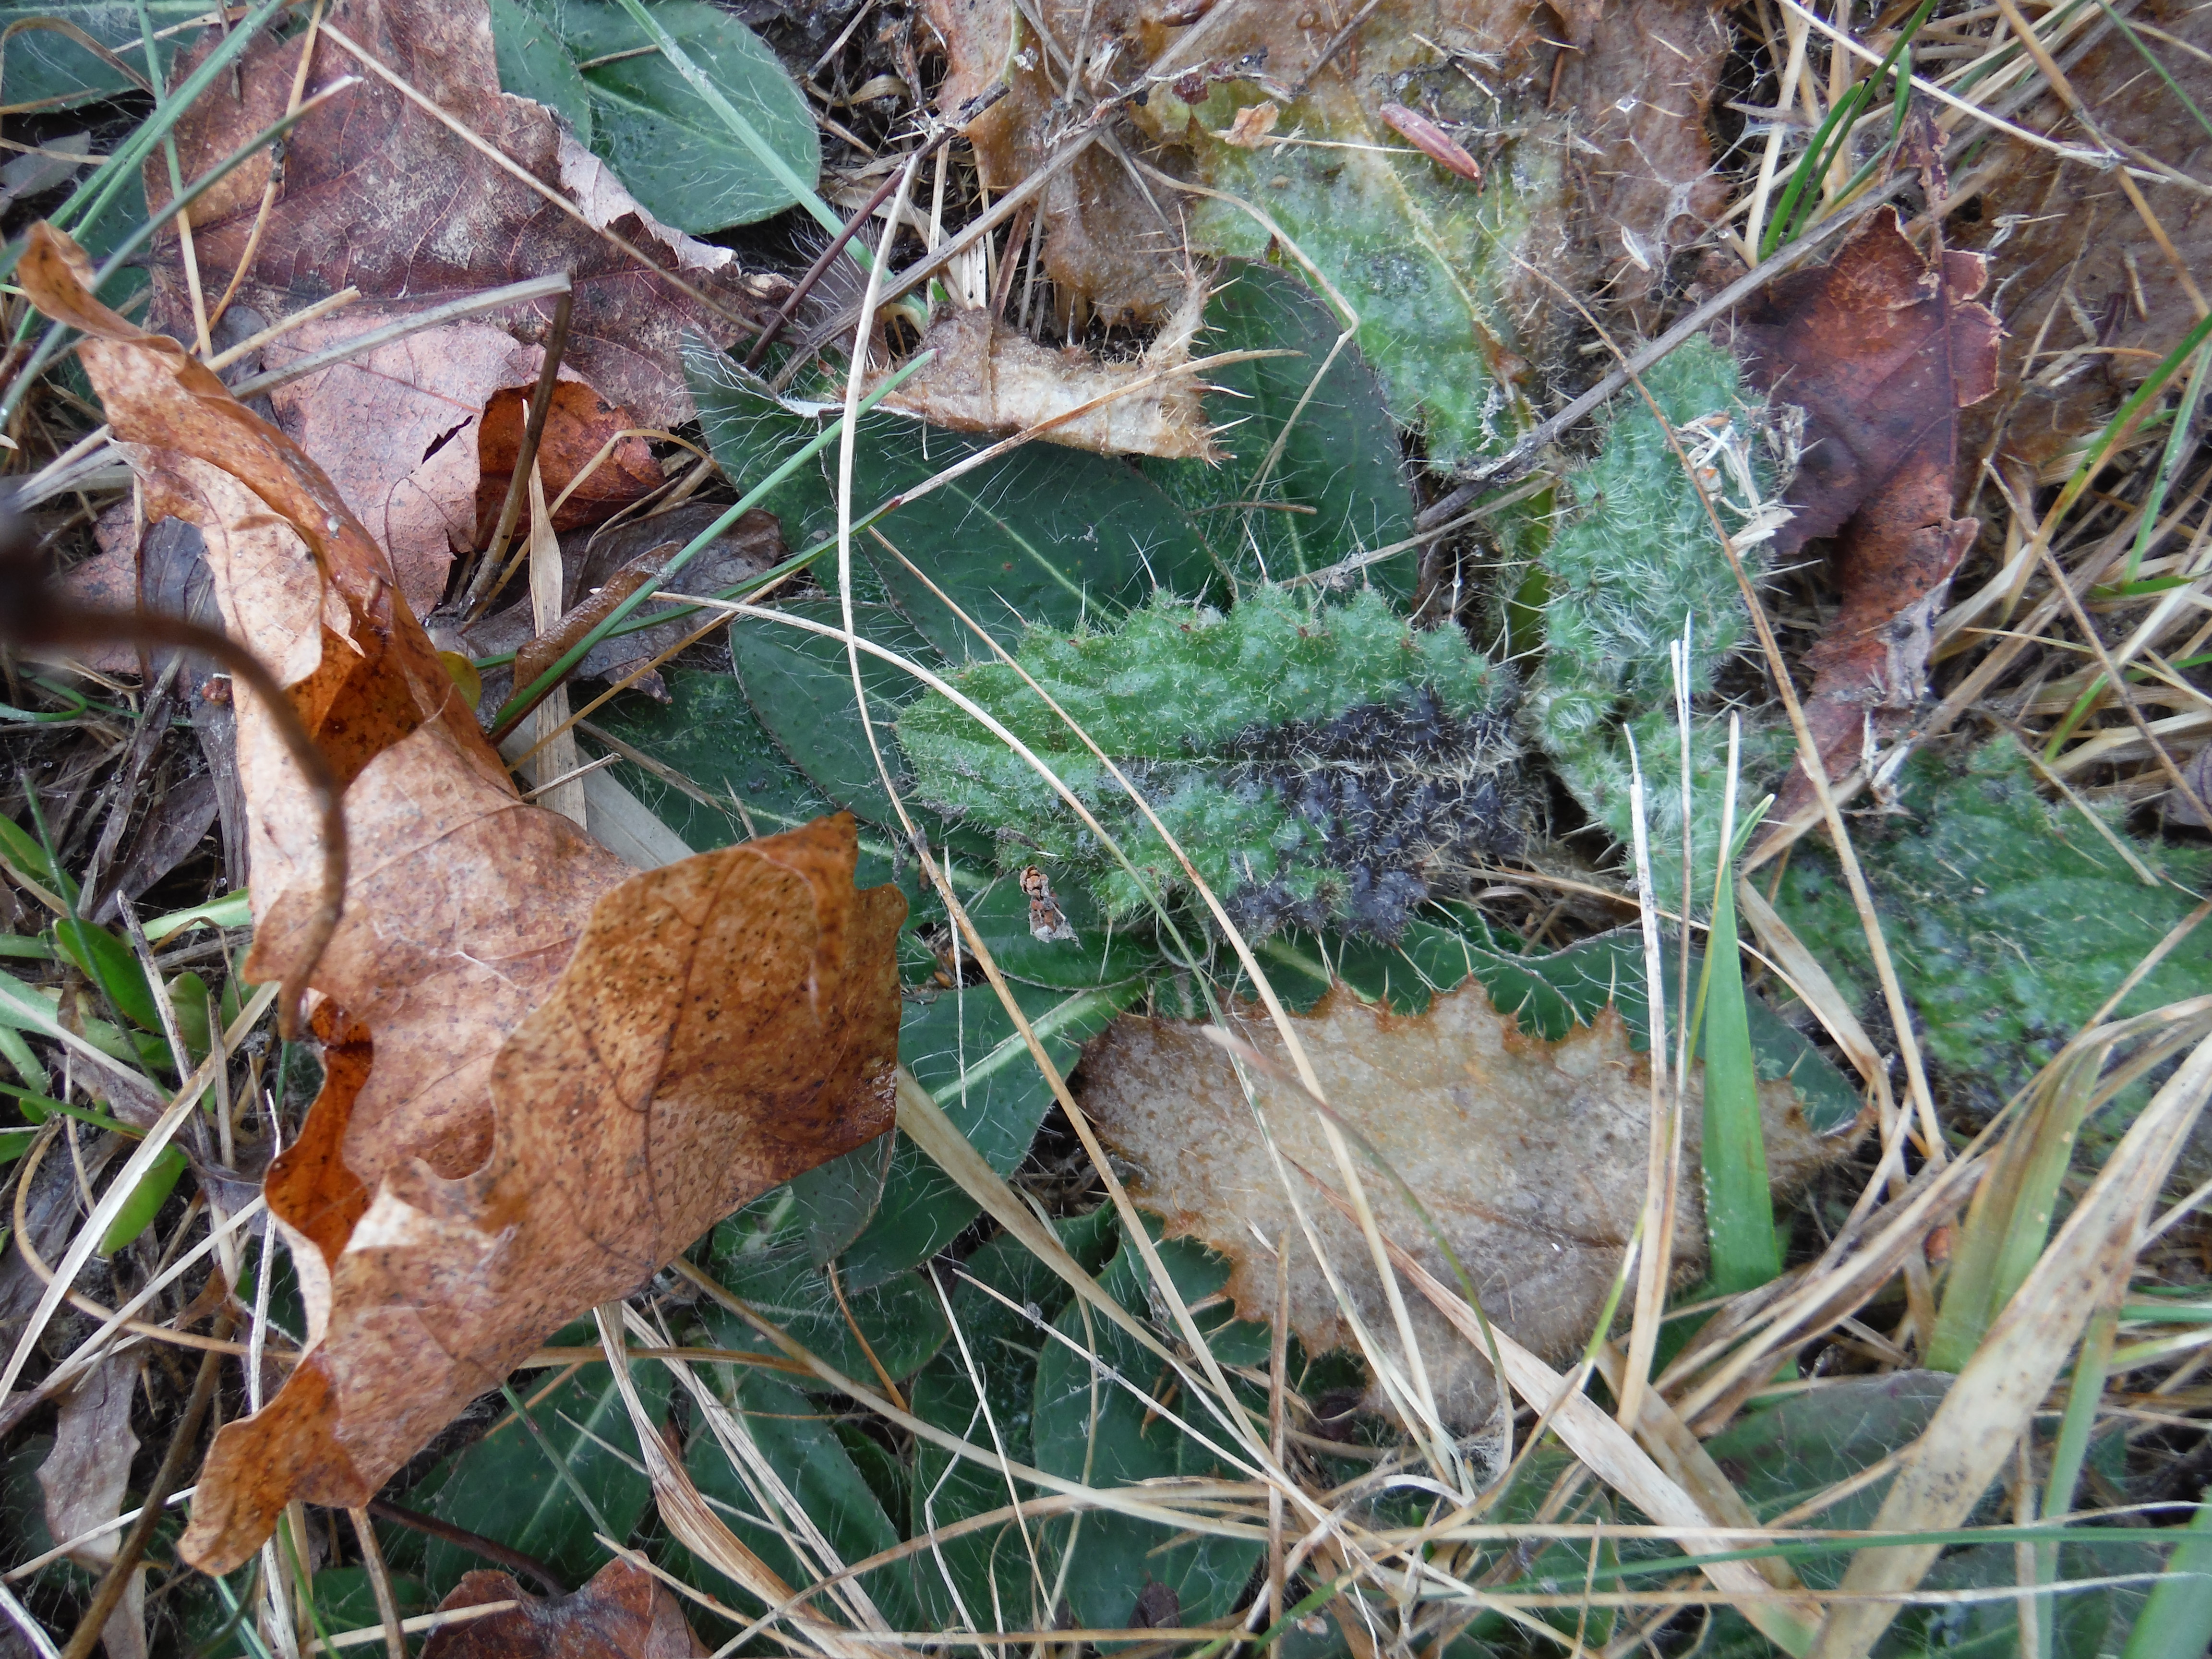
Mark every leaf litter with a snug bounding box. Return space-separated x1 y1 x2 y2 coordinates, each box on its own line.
4 0 2212 1654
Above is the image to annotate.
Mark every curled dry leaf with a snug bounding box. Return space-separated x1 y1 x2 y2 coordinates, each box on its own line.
421 1561 706 1658
1728 208 2000 817
254 319 661 617
14 224 905 1576
1080 982 1844 1427
145 0 775 599
870 286 1221 458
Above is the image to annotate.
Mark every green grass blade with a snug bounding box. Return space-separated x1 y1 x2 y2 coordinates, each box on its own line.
1701 823 1780 1295
2120 1496 2212 1659
2129 337 2212 578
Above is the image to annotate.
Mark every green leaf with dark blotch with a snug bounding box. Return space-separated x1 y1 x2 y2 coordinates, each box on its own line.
898 585 1518 940
702 1182 950 1384
1182 86 1554 469
906 1211 1119 1634
1237 904 1862 1135
421 1363 669 1597
501 0 816 233
836 978 1144 1288
962 870 1154 990
1144 261 1416 597
670 1367 922 1632
0 1 203 109
489 0 593 142
1031 1218 1264 1631
684 351 1219 660
1773 742 2212 1143
728 599 929 828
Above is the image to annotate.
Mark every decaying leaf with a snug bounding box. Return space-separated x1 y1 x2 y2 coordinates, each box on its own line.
923 0 1729 461
421 1561 706 1658
15 224 905 1576
1079 979 1845 1426
1728 209 2000 814
147 0 784 432
36 1349 143 1567
36 1351 148 1659
474 380 663 541
254 319 661 618
869 291 1220 459
1957 0 2212 474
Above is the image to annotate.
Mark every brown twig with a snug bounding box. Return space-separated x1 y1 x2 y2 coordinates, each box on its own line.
57 1319 231 1659
1288 0 1381 101
365 1499 567 1596
0 517 344 1039
463 281 574 618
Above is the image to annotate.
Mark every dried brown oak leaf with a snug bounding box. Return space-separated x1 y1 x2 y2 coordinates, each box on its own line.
422 1561 706 1659
1728 208 2000 817
1080 982 1843 1429
15 225 905 1577
144 0 769 606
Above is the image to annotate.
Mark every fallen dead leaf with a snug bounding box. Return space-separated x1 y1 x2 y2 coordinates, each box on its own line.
37 1349 148 1659
925 0 1727 328
1956 0 2212 478
16 224 905 1576
475 381 663 541
38 1347 142 1565
146 0 780 449
869 286 1220 458
1079 981 1843 1428
245 321 666 619
421 1561 706 1658
1727 207 2000 817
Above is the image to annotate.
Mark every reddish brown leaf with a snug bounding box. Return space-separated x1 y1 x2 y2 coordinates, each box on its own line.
422 1562 706 1659
474 381 663 541
16 224 905 1578
147 0 782 431
1727 209 2002 814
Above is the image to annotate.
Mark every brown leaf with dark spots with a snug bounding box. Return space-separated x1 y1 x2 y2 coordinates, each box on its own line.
422 1562 706 1659
15 224 905 1579
1727 209 2001 814
147 0 782 430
